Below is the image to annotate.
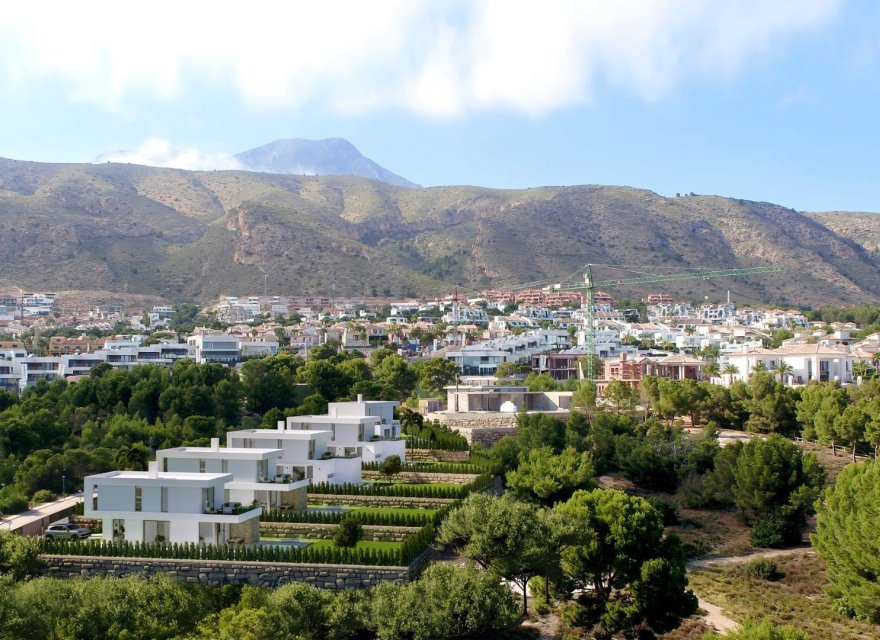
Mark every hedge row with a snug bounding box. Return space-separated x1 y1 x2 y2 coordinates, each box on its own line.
262 505 452 527
39 531 429 567
404 435 469 451
361 461 487 474
308 474 492 499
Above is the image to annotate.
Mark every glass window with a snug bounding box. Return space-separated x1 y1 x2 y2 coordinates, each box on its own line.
134 487 142 512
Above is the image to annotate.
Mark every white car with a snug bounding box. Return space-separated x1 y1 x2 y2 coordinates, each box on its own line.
43 523 91 540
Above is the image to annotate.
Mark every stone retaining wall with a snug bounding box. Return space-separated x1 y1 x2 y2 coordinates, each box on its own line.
307 495 456 509
361 470 479 484
408 449 470 463
41 555 411 589
427 412 519 446
260 522 421 542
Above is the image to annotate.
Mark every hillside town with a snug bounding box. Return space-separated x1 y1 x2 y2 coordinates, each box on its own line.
2 287 874 397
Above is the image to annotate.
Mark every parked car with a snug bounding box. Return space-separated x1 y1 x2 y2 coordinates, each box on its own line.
43 523 91 540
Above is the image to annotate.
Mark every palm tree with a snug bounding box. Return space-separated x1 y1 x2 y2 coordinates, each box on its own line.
752 361 768 373
852 361 869 382
772 361 794 384
703 362 720 381
721 363 739 386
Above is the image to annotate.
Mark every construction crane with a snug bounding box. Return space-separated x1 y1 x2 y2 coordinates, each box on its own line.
547 265 786 380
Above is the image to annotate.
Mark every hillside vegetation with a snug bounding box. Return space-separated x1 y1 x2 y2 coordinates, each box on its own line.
1 157 879 305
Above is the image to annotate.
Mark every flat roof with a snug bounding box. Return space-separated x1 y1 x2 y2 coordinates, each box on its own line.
226 428 330 438
157 447 281 459
287 415 379 424
88 471 232 485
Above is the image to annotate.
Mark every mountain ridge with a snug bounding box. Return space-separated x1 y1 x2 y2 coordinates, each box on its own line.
0 157 877 307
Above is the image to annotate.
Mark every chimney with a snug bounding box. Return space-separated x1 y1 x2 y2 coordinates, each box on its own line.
277 420 285 431
621 353 627 362
211 437 219 451
148 461 159 478
357 394 363 403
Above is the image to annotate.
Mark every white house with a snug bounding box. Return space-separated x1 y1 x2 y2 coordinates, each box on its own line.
225 426 362 485
155 438 309 510
282 396 406 463
723 343 860 385
84 461 263 545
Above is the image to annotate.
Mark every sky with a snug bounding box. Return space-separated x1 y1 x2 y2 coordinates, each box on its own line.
0 0 878 212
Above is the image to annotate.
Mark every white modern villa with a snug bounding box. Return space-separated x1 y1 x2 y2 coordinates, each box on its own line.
225 425 362 485
282 396 406 463
84 461 263 545
723 343 859 385
155 438 310 510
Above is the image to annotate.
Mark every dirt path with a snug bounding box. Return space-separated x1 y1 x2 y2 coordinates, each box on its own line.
688 546 814 569
687 547 815 635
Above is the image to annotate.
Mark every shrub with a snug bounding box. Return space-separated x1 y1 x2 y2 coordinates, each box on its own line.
749 512 802 548
333 520 363 548
0 491 29 516
31 489 57 505
741 558 783 581
647 495 679 525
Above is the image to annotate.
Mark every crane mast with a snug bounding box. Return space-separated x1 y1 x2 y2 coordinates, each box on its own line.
552 265 785 380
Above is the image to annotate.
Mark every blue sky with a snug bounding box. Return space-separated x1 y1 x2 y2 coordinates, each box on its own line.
0 0 878 211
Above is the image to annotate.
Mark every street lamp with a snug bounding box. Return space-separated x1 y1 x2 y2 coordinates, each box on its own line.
61 475 66 496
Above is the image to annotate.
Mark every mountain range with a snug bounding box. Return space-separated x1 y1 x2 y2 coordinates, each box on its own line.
0 156 878 308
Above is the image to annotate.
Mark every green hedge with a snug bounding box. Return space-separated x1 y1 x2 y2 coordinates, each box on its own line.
308 474 492 499
404 435 469 451
39 529 433 566
262 506 451 527
361 461 487 474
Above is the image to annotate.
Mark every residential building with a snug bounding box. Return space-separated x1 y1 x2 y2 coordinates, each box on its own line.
282 396 405 463
84 461 263 545
225 426 362 485
445 377 571 413
156 438 309 510
723 343 859 385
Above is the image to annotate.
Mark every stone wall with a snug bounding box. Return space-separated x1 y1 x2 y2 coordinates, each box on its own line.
41 555 411 589
259 522 421 542
307 494 456 509
427 412 519 447
407 449 470 463
361 470 479 484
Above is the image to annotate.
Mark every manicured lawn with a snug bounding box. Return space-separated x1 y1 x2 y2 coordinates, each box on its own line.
688 553 878 640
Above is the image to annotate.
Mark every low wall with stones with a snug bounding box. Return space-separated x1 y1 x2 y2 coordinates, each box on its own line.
260 522 421 542
408 449 470 463
307 494 456 509
41 555 412 589
361 470 479 484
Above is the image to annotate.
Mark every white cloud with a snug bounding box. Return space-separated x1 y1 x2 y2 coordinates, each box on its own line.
0 0 842 118
93 138 241 171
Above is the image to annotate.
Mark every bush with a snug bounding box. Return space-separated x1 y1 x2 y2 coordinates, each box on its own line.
31 489 57 505
333 520 363 547
749 512 803 548
741 558 783 581
647 495 679 525
0 490 29 516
